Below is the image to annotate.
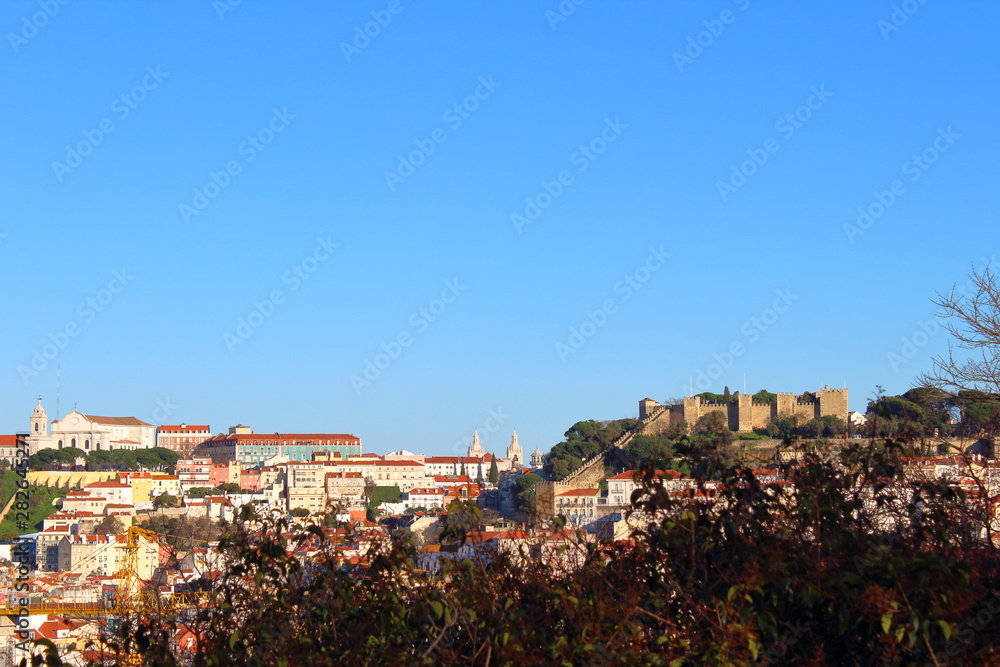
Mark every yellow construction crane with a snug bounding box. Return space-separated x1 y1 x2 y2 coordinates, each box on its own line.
2 527 214 665
2 526 212 617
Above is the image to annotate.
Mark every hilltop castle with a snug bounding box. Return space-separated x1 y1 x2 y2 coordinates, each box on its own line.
640 387 848 434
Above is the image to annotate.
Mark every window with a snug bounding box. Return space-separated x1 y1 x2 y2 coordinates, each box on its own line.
58 440 63 449
71 438 76 448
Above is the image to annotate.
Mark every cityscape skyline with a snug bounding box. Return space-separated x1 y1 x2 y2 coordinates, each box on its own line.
3 1 997 456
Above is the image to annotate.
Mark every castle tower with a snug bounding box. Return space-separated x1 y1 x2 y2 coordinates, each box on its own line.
506 430 523 464
467 429 485 458
30 398 48 438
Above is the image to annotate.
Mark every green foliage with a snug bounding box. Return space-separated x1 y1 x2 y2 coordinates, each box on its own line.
47 440 1000 666
514 472 541 518
865 387 959 443
441 499 482 544
752 389 777 404
625 434 676 470
767 415 799 440
954 390 1000 437
140 514 224 550
216 482 241 493
0 473 62 535
27 446 180 472
94 514 126 536
515 472 541 491
545 418 643 481
186 487 215 499
694 410 729 436
153 492 180 509
798 415 847 439
27 447 86 470
366 485 402 511
695 391 736 404
290 507 310 517
488 458 499 486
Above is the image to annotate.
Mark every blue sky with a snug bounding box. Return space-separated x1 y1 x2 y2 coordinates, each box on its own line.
2 0 997 457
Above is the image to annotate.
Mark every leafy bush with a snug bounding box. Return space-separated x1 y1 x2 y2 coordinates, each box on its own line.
36 440 1000 666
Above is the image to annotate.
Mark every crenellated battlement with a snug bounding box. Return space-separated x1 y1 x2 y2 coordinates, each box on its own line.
642 387 849 435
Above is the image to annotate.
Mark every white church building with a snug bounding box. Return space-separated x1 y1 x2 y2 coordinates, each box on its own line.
27 400 156 455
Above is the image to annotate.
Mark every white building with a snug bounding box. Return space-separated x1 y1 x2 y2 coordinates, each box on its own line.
403 487 447 510
58 533 159 579
27 400 156 455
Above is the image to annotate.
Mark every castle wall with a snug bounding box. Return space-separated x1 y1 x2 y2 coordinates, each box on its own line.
640 388 849 434
751 402 774 429
818 388 849 424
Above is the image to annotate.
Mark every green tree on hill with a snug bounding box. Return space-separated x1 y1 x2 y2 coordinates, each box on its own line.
545 418 643 481
95 515 125 536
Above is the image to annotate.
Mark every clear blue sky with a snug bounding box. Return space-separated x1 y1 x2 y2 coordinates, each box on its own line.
2 1 997 457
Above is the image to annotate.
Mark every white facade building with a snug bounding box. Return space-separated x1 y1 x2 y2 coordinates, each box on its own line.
27 401 155 455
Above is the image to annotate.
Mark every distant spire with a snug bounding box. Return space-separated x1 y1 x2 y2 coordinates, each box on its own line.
468 429 485 458
507 429 523 462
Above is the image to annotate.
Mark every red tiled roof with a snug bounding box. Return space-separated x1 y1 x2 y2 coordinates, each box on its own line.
425 457 485 464
201 433 360 445
85 415 153 427
557 488 600 496
607 469 684 480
